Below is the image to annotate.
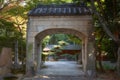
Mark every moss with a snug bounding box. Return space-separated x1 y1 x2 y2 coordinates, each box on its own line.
11 65 26 74
27 43 33 59
4 76 18 80
28 43 33 53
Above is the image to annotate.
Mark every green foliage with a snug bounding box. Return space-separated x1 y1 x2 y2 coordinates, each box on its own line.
48 34 81 45
0 0 119 73
93 0 120 62
67 34 81 44
42 36 51 48
25 0 73 10
60 54 76 60
48 34 69 45
42 34 81 56
58 40 69 46
0 19 17 37
0 1 27 71
3 76 18 80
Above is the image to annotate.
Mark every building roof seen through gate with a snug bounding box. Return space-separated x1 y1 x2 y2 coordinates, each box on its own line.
28 3 92 16
43 44 81 51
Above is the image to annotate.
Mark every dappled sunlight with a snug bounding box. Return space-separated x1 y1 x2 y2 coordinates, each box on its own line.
37 61 84 76
41 75 50 78
34 75 50 79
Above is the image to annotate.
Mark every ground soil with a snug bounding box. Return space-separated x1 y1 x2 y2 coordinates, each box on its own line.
96 71 120 80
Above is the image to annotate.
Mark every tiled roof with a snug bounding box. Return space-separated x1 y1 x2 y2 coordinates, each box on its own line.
43 44 81 51
28 3 92 16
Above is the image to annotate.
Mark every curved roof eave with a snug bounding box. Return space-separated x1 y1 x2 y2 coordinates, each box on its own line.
28 3 92 16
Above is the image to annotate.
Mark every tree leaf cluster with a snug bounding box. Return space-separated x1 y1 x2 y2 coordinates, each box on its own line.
90 0 120 72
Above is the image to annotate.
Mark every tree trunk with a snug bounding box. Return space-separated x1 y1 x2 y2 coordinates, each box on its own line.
117 46 120 76
96 34 105 72
90 0 120 76
90 0 117 41
98 49 104 72
14 40 19 68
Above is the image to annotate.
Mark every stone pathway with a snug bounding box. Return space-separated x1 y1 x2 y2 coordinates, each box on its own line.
19 61 120 80
37 61 84 76
23 61 88 80
23 75 87 80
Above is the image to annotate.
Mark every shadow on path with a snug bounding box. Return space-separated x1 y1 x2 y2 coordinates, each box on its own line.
23 61 89 80
37 61 84 76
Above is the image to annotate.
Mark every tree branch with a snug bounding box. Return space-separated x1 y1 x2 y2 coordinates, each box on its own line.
90 0 118 42
0 1 10 12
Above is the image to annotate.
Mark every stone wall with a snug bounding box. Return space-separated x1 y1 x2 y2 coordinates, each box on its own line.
26 15 95 75
28 16 92 40
0 47 12 76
